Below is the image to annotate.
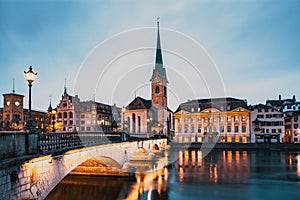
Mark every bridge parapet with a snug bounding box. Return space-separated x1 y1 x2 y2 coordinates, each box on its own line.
0 138 167 200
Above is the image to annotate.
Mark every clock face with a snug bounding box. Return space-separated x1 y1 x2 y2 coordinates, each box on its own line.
15 101 20 106
6 101 10 106
154 76 160 83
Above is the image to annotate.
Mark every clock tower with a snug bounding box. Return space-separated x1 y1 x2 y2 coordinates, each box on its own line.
3 92 24 130
150 19 168 109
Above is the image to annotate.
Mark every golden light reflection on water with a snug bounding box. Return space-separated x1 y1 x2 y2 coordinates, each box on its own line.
124 168 168 200
296 154 300 177
46 150 300 199
175 150 251 184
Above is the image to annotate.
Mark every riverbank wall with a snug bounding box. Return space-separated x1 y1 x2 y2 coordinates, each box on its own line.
188 143 300 151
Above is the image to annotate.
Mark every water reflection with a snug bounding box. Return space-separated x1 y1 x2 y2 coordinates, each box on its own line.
46 150 300 200
176 150 250 184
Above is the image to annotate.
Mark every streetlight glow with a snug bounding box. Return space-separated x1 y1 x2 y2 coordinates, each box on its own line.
24 66 37 84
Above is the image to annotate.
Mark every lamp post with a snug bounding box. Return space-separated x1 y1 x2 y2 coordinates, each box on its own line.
24 66 37 155
24 66 37 132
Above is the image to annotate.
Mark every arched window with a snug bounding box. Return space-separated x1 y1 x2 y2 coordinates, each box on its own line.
58 113 62 118
155 86 160 94
132 113 136 133
69 112 73 118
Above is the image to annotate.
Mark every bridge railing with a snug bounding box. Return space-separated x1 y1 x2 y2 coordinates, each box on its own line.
38 131 129 154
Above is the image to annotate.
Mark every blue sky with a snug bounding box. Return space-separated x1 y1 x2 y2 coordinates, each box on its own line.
0 0 299 111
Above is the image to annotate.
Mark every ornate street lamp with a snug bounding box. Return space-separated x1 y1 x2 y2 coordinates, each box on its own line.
24 66 37 132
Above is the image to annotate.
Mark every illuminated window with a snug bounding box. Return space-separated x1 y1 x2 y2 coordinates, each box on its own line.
220 136 225 142
242 136 247 143
235 135 240 142
220 116 224 122
227 116 231 122
242 116 246 121
234 116 239 122
227 136 232 142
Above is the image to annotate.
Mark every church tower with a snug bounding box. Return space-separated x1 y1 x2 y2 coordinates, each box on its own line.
150 19 168 109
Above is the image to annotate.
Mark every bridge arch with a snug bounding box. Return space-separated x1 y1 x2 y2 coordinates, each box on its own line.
70 156 122 176
0 138 167 200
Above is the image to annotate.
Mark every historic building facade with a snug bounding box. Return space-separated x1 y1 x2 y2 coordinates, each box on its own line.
121 21 174 136
48 87 115 132
174 98 251 143
250 104 284 143
0 91 48 132
284 111 300 143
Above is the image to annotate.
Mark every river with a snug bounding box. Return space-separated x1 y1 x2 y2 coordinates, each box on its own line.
46 150 300 200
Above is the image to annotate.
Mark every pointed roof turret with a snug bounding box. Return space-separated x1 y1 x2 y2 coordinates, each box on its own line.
155 18 163 65
64 78 67 95
47 96 53 112
150 18 167 82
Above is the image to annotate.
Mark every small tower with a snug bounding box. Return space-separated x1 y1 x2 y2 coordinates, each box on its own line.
2 81 24 130
150 18 168 109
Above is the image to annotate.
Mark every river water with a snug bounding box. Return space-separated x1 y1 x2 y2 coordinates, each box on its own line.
46 150 300 200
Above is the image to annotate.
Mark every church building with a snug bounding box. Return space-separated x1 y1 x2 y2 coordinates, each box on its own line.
121 20 174 137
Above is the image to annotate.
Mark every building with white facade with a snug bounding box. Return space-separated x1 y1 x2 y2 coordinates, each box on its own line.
250 104 284 143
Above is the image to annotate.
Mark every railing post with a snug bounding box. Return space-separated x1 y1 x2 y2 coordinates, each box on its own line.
26 131 38 154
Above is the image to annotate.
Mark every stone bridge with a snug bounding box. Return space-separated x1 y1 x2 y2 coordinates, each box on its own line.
0 136 167 200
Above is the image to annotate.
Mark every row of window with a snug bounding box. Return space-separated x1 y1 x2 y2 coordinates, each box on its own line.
285 124 299 129
259 128 282 133
78 126 110 131
284 105 299 110
189 106 233 113
178 125 247 133
257 108 274 113
177 135 248 143
256 114 284 118
57 112 73 119
257 121 284 126
180 116 247 123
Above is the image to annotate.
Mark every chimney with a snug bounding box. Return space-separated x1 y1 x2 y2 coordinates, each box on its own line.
293 95 296 102
279 94 281 101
